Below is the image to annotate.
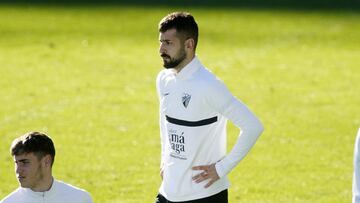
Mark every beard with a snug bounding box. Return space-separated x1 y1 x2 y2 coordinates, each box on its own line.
161 47 187 69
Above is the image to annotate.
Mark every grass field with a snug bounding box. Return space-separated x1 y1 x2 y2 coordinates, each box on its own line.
0 4 359 203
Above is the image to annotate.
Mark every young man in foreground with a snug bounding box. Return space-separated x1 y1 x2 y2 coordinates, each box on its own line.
1 131 93 203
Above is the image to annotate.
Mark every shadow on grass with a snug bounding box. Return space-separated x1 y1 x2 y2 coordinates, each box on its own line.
0 0 360 11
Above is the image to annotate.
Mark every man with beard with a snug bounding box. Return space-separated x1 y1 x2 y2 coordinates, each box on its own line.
1 132 93 203
155 12 264 203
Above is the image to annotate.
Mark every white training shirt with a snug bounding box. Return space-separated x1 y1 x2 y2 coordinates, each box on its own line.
156 56 264 201
0 179 93 203
353 128 360 203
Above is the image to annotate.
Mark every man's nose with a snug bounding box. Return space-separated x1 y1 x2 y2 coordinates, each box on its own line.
159 44 166 54
15 164 22 174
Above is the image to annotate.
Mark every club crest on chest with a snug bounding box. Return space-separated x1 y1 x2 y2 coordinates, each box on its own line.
182 93 191 108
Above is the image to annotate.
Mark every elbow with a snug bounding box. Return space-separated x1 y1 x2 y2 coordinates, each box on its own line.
241 118 264 138
259 121 265 134
255 118 264 136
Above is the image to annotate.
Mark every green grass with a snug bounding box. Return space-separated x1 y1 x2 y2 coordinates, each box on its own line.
0 5 359 203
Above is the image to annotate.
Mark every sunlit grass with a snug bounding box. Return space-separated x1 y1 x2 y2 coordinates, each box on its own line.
0 5 359 202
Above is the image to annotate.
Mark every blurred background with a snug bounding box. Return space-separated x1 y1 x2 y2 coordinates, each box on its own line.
0 0 359 202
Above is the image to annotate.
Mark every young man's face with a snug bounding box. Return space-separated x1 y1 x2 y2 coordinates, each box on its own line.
159 28 187 69
14 152 46 189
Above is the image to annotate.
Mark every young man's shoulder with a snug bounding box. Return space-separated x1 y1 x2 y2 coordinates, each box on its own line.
0 188 25 203
55 180 92 201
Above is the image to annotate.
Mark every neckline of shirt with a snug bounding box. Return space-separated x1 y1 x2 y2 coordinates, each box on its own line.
22 178 57 198
175 56 202 80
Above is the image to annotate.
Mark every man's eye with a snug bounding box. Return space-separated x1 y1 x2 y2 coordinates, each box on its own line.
19 161 29 165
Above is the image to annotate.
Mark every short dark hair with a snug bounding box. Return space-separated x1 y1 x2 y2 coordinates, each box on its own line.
159 12 198 50
11 132 56 166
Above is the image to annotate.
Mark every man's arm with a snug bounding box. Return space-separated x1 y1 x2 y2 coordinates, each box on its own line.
83 192 93 203
159 111 167 179
215 98 264 178
156 70 167 179
192 98 263 186
192 77 263 187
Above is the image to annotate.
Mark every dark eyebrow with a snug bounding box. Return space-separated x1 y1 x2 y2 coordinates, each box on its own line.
160 39 171 43
15 159 30 163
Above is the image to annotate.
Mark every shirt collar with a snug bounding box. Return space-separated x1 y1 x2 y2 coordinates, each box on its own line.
22 178 57 198
175 56 202 80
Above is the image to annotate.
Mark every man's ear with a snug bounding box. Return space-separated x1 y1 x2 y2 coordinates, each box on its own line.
42 155 52 168
185 38 195 50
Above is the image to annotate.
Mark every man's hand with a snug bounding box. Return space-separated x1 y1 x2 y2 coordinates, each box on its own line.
192 163 219 188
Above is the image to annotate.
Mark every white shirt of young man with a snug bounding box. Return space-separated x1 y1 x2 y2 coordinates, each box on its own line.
0 179 93 203
353 128 360 203
156 56 264 201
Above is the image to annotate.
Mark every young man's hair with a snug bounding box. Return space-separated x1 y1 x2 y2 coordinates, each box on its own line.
159 12 199 50
11 132 56 166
